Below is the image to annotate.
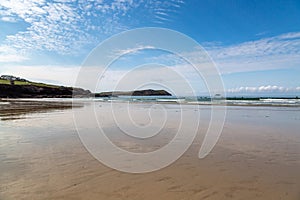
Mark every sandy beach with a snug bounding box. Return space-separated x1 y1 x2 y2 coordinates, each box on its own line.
0 100 299 200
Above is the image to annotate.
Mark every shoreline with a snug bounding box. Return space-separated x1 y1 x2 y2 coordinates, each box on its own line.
1 98 300 108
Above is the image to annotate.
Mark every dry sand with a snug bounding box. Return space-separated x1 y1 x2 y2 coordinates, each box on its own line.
0 101 299 200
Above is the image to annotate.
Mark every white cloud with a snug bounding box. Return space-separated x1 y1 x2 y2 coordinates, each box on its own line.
1 0 91 55
227 85 300 93
0 65 80 86
0 54 28 62
0 16 17 22
140 31 300 74
0 45 28 62
278 32 300 39
209 32 300 58
114 45 155 55
3 63 298 96
154 15 172 23
0 63 207 95
0 0 183 57
205 32 300 73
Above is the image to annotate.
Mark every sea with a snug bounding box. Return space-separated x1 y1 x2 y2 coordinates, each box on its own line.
16 96 300 107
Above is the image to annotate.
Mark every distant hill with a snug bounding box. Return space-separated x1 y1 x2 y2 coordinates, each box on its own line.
95 89 172 97
0 75 171 98
0 75 90 98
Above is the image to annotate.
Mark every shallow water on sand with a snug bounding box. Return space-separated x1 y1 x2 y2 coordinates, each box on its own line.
0 102 300 200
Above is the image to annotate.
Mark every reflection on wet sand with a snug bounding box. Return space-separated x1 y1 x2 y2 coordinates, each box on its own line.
0 99 82 121
0 101 300 200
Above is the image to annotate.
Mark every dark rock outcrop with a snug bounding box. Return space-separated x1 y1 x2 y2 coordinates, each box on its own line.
95 89 172 97
0 84 91 98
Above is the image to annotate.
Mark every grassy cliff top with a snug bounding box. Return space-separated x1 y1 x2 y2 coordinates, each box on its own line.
0 79 61 88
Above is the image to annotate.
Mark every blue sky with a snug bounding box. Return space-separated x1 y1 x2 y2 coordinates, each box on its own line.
0 0 300 96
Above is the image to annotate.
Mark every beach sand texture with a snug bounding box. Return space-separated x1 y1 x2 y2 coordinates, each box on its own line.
0 101 299 200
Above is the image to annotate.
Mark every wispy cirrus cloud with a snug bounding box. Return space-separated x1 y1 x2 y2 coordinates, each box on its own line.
0 0 184 58
114 45 156 56
0 0 95 55
207 32 300 73
136 31 300 74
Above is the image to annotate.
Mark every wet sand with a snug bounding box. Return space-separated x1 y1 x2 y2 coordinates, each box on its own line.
0 101 299 199
0 99 82 120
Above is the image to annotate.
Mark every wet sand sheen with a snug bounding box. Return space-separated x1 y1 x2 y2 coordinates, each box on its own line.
0 101 300 199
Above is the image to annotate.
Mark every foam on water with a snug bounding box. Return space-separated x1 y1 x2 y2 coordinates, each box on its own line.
4 96 299 107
